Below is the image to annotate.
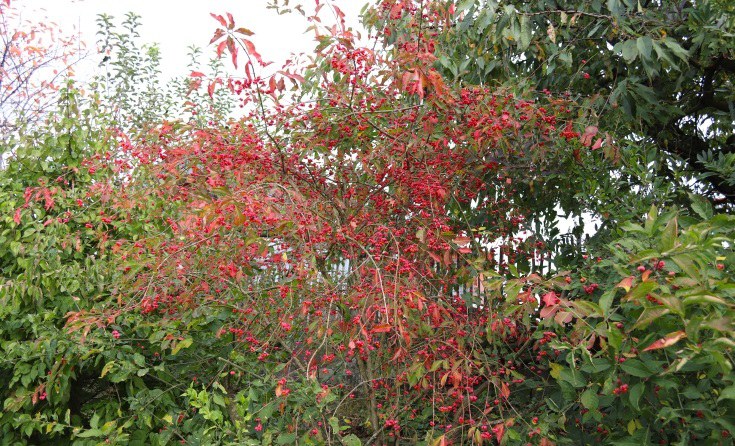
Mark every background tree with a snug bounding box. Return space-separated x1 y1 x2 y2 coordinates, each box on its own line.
0 1 80 141
363 0 735 204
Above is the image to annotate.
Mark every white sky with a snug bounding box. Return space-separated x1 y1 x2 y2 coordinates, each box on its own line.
16 0 366 81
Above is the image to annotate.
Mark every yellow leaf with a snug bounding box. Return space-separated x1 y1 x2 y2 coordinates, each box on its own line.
549 363 562 379
627 419 637 435
101 361 115 378
172 337 193 355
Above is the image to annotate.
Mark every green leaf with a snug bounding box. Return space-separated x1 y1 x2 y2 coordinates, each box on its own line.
625 281 657 302
76 429 103 438
581 388 599 410
608 326 623 352
277 433 298 445
620 359 653 378
560 368 587 388
621 40 638 63
718 385 735 402
456 0 475 14
341 434 362 446
663 38 688 63
636 36 653 61
629 382 644 411
645 205 658 233
689 194 713 219
519 15 531 51
683 294 730 307
607 0 624 17
653 40 679 70
599 290 616 316
326 417 340 435
671 254 698 278
632 308 670 330
659 217 678 252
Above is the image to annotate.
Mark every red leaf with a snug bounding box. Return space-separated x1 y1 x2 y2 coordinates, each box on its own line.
617 276 634 292
209 28 225 45
242 39 264 65
226 37 238 68
453 236 471 246
186 78 202 95
13 207 21 224
216 40 227 58
641 270 652 282
591 137 603 150
554 311 573 325
500 381 510 399
210 13 227 28
190 71 205 78
282 71 305 83
226 12 235 29
207 81 216 98
268 76 277 94
371 324 391 334
642 331 686 352
391 347 405 361
402 69 424 97
494 424 505 443
580 125 598 147
235 27 254 36
542 291 559 307
539 306 557 320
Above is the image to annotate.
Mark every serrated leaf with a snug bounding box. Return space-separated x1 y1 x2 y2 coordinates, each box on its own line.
663 38 688 63
688 193 713 219
653 40 679 70
621 40 638 63
636 36 653 61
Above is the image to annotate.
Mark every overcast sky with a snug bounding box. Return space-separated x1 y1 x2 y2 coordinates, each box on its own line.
16 0 366 81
